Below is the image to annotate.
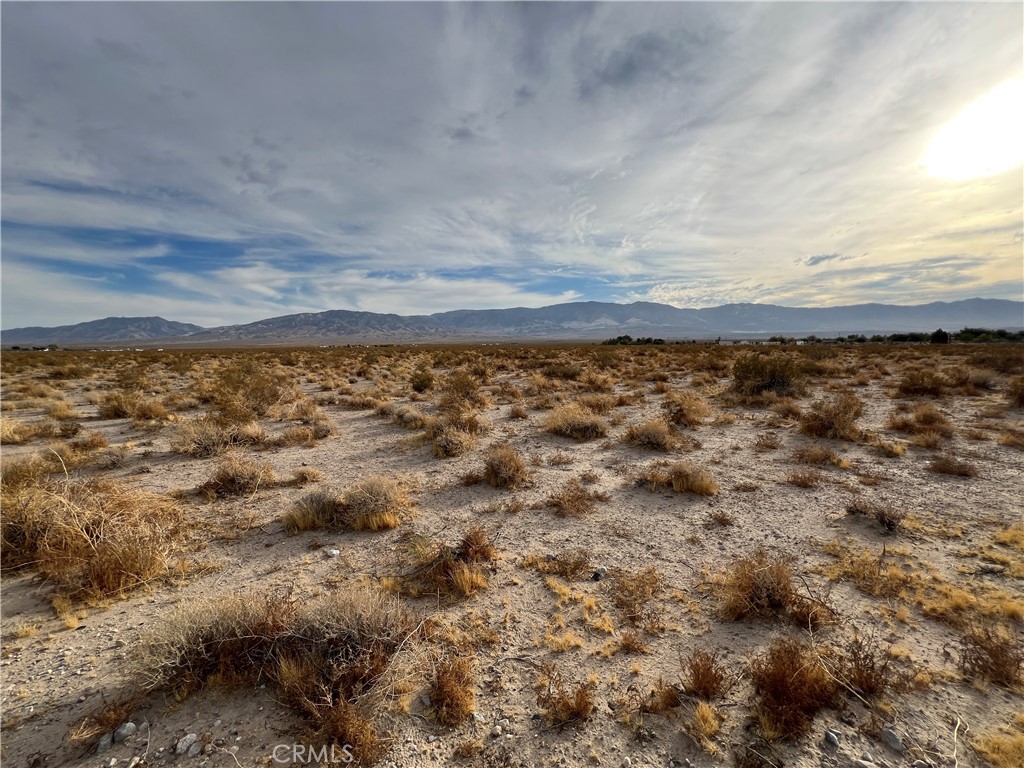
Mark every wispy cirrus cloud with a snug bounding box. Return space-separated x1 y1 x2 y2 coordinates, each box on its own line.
2 2 1021 328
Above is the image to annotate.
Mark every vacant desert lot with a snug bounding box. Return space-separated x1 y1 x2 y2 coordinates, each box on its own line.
1 342 1022 768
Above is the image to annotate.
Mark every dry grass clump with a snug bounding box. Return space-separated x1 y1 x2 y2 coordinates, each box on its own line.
1 453 56 491
139 588 416 764
792 445 849 468
1008 376 1024 408
623 418 679 451
999 428 1024 450
546 478 607 516
1 478 185 599
430 655 476 726
929 455 980 477
750 636 840 740
680 648 734 699
282 477 411 533
209 359 291 421
0 417 61 445
663 390 712 428
716 549 830 628
197 454 275 499
438 369 489 411
731 354 803 399
638 460 718 496
839 632 899 699
536 662 596 727
770 398 803 420
170 416 268 456
523 549 591 580
972 716 1024 768
542 404 609 441
786 469 822 488
958 621 1023 686
428 410 484 458
577 393 616 415
798 392 863 440
896 368 945 397
395 527 496 599
483 442 530 489
46 400 79 420
608 566 664 631
845 499 906 533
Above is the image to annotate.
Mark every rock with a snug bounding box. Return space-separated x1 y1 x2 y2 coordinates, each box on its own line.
326 548 341 558
824 728 840 749
854 762 877 768
186 742 202 758
880 728 904 753
175 733 198 755
420 694 431 707
126 758 142 768
472 712 485 723
592 566 609 582
491 725 502 738
621 759 632 768
497 718 510 729
427 735 437 743
107 759 117 767
113 722 137 743
214 738 226 748
861 754 875 763
911 762 932 768
96 733 113 754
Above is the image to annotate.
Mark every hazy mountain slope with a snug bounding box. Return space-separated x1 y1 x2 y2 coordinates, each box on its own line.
1 317 206 345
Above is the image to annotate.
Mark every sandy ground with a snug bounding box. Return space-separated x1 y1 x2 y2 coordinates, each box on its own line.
1 345 1022 768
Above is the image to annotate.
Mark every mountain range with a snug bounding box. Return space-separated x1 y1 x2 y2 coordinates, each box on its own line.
2 298 1021 346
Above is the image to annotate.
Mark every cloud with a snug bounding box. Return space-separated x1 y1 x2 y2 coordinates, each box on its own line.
1 2 1021 328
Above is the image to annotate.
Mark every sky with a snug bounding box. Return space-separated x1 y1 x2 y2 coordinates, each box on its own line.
2 1 1022 329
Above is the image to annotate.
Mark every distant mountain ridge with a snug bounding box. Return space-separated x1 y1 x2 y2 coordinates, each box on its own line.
1 316 206 346
3 299 1021 345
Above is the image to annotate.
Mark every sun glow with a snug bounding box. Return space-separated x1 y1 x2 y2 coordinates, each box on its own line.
925 77 1024 180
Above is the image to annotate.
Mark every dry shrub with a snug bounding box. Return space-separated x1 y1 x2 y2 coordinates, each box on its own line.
623 418 679 451
731 355 803 398
1 478 185 599
1 453 55 491
1008 376 1024 408
132 398 169 421
750 636 840 740
47 400 79 421
97 391 139 419
546 478 606 517
972 717 1024 768
680 648 734 699
771 398 803 420
536 663 596 727
958 621 1023 686
929 456 980 477
429 410 483 458
0 418 60 444
542 404 608 441
999 428 1024 450
609 566 663 630
663 391 712 428
171 416 263 457
410 367 434 393
508 404 529 420
211 359 290 421
430 655 476 726
638 460 718 496
283 477 411 533
840 632 898 699
799 393 863 440
846 499 905 533
524 549 591 580
754 433 781 451
139 587 415 765
786 469 822 488
717 549 829 628
577 393 615 414
483 443 529 489
438 369 489 411
896 368 945 397
198 454 275 499
397 527 496 599
792 445 848 468
640 678 682 715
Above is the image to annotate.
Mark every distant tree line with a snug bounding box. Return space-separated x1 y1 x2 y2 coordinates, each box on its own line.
601 335 666 345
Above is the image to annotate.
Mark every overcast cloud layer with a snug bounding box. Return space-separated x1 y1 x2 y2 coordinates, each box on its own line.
3 2 1022 328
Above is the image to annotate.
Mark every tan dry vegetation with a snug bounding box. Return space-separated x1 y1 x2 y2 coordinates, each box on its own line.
1 342 1022 768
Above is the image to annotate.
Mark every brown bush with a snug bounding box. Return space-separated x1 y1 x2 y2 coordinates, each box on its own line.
929 456 980 477
1008 376 1024 408
717 549 830 628
662 391 712 428
896 368 945 397
542 404 608 441
623 419 678 451
198 454 275 499
608 566 663 630
680 648 734 699
639 461 718 496
799 393 863 440
731 355 803 398
282 477 411 533
483 443 529 489
546 478 606 517
750 636 840 740
395 527 496 599
1 478 185 599
536 663 595 727
958 621 1022 686
431 655 476 726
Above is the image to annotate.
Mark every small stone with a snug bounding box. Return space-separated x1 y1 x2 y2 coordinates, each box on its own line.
214 738 226 748
880 728 904 753
592 566 609 582
113 722 137 743
107 758 117 767
96 733 113 754
126 758 142 768
497 718 510 729
823 728 840 749
490 726 502 738
472 712 485 723
861 754 875 763
427 735 437 743
621 759 632 768
854 762 877 768
420 695 431 707
213 720 222 727
912 762 932 768
326 548 341 558
175 734 198 755
186 742 202 758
